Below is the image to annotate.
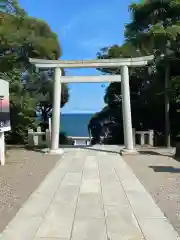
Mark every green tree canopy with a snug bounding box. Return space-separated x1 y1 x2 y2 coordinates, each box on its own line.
0 12 61 74
93 0 180 146
97 43 155 128
0 0 25 15
125 0 180 147
26 71 69 122
0 1 69 143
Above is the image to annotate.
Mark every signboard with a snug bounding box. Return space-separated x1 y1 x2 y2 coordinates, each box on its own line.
0 79 10 132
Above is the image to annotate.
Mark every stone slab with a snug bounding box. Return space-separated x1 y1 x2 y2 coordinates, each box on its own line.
34 238 69 240
36 202 76 239
126 191 166 219
34 160 68 196
53 185 79 204
61 173 82 186
71 218 107 240
82 168 99 179
76 193 104 218
18 192 53 217
84 156 98 169
0 216 42 240
101 182 129 206
80 179 101 194
139 218 180 240
104 204 144 239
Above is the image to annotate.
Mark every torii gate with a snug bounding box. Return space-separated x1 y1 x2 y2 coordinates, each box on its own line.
29 56 154 155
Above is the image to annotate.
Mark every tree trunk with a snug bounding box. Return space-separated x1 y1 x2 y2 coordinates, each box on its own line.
164 63 171 148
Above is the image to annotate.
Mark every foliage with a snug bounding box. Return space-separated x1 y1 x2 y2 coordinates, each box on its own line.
88 105 124 145
95 42 180 145
0 0 26 15
92 0 180 147
59 132 74 145
26 71 69 122
0 1 69 144
125 0 180 146
97 43 153 127
3 69 38 143
0 13 61 73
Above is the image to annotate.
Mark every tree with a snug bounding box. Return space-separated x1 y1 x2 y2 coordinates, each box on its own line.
4 69 38 143
96 42 176 145
125 0 180 147
97 43 152 127
0 0 26 15
26 71 69 123
0 13 61 73
0 1 69 143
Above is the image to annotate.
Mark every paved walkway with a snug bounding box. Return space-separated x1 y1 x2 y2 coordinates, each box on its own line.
0 145 179 240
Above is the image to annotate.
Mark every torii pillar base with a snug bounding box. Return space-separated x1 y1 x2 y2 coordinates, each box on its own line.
42 148 64 155
48 148 64 155
120 148 138 156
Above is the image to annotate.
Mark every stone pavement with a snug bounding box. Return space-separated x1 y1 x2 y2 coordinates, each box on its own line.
0 145 179 240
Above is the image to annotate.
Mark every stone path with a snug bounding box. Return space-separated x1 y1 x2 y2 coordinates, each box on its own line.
0 148 59 232
0 145 179 240
123 147 180 235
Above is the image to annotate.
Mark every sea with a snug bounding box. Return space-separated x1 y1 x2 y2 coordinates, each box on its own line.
60 113 93 137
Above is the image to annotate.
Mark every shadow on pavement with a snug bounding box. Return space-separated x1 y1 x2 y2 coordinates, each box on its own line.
61 145 121 154
149 165 180 173
24 145 121 154
137 149 180 163
83 146 120 154
138 150 173 158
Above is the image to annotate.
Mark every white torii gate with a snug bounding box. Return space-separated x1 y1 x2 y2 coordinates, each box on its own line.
29 56 154 155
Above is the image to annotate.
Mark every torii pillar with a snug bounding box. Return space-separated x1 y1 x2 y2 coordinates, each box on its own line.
50 67 62 154
120 65 134 154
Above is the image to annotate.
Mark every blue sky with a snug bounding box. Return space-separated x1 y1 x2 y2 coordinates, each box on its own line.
19 0 133 113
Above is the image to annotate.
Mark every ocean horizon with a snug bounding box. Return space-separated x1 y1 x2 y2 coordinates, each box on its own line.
60 113 94 137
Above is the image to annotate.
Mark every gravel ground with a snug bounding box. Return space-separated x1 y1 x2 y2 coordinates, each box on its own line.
0 147 59 232
123 148 180 235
